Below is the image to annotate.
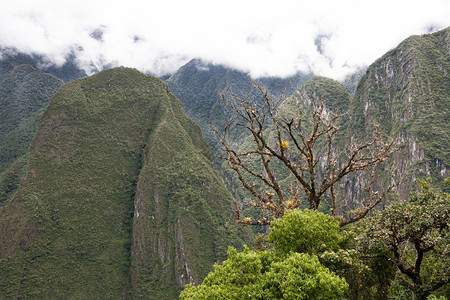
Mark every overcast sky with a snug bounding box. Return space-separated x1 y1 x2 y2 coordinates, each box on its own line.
1 0 449 79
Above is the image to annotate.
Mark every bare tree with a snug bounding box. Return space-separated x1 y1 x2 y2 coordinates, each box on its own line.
214 83 399 227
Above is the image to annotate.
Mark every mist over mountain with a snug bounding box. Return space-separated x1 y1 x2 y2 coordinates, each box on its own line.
0 24 448 299
0 48 87 83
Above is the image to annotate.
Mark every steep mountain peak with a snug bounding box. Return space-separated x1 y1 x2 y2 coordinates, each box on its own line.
0 67 247 299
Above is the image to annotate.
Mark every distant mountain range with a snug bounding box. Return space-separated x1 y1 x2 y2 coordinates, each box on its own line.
166 59 313 167
0 27 448 298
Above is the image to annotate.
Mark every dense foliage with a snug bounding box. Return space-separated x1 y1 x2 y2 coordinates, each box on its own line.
181 209 348 299
0 50 86 200
357 180 450 299
0 64 63 171
269 209 342 254
181 246 348 300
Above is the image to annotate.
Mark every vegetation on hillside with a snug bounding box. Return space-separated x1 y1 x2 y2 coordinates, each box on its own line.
0 63 63 205
181 178 449 299
219 77 397 228
357 180 450 299
0 67 249 299
350 27 449 193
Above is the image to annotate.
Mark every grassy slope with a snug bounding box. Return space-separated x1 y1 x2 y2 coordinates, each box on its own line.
0 67 248 298
131 70 249 299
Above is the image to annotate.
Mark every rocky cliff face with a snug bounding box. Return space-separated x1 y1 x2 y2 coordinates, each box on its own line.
286 28 449 206
0 67 247 299
349 27 449 194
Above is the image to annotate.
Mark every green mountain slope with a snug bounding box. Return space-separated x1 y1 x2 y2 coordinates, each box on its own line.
166 59 255 164
0 64 63 204
0 64 63 173
0 67 247 298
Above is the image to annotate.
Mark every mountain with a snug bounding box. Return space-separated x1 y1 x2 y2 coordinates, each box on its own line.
166 59 312 166
0 67 249 299
222 27 449 220
0 48 88 205
0 63 64 205
0 48 87 83
349 27 449 193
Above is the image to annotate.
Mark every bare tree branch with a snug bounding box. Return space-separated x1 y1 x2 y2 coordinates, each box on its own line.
215 83 399 227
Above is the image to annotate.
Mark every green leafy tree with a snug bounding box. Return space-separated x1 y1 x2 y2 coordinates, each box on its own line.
272 209 378 299
269 208 342 254
180 209 349 299
356 180 450 300
181 247 348 300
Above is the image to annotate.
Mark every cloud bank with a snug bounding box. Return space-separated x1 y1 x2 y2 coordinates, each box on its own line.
1 0 449 79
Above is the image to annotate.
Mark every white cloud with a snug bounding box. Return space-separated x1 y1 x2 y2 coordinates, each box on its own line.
1 0 449 79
